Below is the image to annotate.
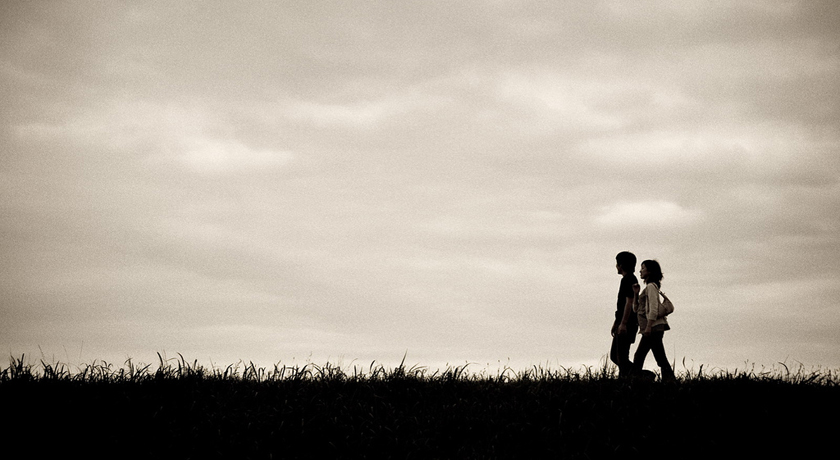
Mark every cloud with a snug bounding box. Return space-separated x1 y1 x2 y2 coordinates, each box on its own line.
596 200 703 228
177 138 294 174
493 71 625 134
2 0 840 371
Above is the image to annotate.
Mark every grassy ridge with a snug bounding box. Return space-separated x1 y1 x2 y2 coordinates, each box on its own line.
2 355 837 459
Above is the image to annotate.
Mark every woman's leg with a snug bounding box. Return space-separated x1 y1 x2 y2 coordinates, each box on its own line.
649 331 675 380
632 334 651 372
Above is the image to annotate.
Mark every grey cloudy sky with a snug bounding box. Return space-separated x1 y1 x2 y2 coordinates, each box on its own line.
2 1 839 373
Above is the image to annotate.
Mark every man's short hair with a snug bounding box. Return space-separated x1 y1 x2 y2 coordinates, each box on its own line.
616 251 636 273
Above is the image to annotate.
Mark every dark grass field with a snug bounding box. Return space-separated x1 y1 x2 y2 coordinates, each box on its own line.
3 356 837 459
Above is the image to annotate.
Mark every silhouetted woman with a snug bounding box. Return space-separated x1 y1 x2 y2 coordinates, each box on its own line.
632 260 675 381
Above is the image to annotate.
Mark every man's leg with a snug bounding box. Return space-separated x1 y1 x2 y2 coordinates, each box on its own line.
613 333 633 377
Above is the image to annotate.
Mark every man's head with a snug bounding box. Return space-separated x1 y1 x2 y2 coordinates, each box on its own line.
615 251 636 275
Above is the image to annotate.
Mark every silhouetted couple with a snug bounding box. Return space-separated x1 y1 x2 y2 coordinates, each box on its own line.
611 251 675 381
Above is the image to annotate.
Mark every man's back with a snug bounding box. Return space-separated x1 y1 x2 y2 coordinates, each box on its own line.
617 273 639 327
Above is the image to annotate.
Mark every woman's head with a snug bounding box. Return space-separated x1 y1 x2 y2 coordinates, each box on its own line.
640 260 663 286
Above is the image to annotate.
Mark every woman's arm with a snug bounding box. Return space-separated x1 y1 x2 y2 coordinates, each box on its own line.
643 284 659 335
646 284 660 321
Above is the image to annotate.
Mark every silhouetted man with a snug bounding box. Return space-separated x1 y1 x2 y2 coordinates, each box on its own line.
610 251 638 377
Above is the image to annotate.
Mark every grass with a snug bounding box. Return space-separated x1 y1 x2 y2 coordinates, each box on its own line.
2 354 838 459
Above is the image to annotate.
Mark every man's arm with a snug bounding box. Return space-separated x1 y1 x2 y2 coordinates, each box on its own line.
617 296 633 335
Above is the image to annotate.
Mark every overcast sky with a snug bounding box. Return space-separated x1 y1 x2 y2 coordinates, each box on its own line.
2 1 839 374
